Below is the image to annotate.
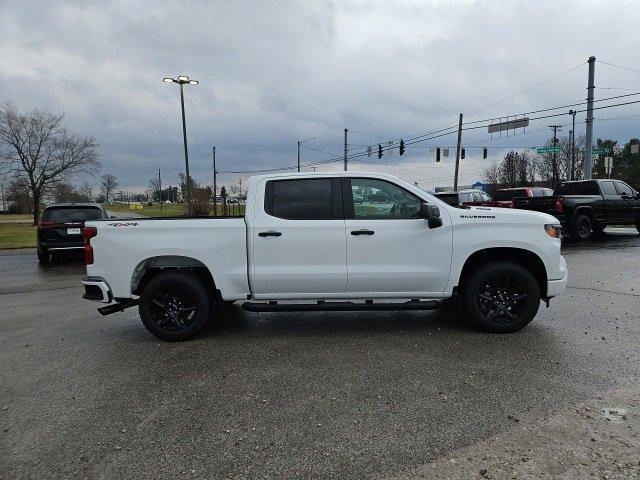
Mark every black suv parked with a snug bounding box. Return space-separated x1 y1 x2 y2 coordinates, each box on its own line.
37 203 110 263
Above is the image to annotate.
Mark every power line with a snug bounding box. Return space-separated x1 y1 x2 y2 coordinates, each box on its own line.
463 91 640 126
467 61 586 117
598 60 640 76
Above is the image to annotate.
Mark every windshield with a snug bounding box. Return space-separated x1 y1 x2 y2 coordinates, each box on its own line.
41 207 103 223
495 189 528 201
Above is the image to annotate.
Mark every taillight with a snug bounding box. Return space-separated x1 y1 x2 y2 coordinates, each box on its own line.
83 226 97 265
38 220 55 229
554 197 564 213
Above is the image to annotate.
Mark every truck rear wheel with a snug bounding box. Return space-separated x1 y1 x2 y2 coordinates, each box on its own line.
571 214 593 240
139 271 212 341
461 261 540 333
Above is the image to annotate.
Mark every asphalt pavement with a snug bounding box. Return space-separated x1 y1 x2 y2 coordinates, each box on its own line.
1 229 639 479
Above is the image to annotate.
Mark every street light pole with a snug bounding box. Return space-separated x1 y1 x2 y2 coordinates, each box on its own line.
179 82 191 214
163 75 199 215
297 137 316 172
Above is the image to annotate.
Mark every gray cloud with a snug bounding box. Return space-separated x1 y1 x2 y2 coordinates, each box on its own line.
2 0 639 192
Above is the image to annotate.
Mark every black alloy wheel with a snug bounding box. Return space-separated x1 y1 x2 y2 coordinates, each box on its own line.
462 261 540 333
148 284 198 331
477 274 529 323
139 271 212 341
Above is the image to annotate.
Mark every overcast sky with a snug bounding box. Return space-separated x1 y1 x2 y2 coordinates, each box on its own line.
2 0 640 193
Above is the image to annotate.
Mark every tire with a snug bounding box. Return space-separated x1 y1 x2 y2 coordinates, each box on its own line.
37 248 49 264
461 261 540 333
570 214 593 240
138 271 213 341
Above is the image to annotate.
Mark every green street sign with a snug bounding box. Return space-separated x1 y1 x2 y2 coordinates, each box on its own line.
536 147 560 154
592 147 612 155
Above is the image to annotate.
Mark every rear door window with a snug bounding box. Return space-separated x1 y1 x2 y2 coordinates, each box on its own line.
265 178 338 220
41 207 103 223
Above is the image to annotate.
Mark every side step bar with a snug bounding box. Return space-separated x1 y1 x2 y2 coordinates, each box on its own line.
242 299 440 313
98 299 139 316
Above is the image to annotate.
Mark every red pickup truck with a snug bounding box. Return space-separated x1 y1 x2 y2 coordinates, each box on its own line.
476 187 553 208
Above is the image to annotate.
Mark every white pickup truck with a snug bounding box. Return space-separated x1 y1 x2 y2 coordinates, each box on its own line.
82 172 567 341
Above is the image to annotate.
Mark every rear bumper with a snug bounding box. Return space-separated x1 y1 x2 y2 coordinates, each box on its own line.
38 241 84 251
82 276 112 303
547 255 568 298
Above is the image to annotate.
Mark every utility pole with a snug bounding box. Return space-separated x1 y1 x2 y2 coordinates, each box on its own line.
585 56 596 179
343 128 348 171
568 110 577 180
158 169 162 211
212 146 217 215
453 113 463 191
0 184 4 212
297 141 301 172
549 125 562 185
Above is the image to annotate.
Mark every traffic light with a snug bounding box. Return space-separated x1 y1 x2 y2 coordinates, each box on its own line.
378 144 383 159
461 148 465 159
436 147 441 162
483 147 488 159
399 139 405 156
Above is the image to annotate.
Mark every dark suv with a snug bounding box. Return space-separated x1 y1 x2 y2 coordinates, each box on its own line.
37 203 109 263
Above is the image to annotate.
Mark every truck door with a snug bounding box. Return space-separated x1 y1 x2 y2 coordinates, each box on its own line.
614 181 640 223
343 177 452 296
600 181 621 222
249 177 347 298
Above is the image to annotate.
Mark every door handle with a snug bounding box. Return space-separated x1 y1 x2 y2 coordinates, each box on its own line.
351 229 375 236
258 230 282 237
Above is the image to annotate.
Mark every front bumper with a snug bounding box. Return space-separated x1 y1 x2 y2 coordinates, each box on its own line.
546 255 568 298
82 276 112 303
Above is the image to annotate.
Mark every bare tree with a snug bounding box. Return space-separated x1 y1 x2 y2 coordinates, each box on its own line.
483 160 500 186
499 152 520 187
0 103 100 224
147 177 161 202
5 175 31 214
100 174 118 203
78 180 93 201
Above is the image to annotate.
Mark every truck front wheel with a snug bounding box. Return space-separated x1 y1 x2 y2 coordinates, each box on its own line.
139 271 212 341
461 261 540 333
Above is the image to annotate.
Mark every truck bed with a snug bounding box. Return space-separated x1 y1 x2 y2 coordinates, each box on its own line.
86 217 250 300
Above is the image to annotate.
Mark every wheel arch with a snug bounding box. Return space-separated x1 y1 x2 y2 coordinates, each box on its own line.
458 247 547 298
131 255 217 298
571 206 595 223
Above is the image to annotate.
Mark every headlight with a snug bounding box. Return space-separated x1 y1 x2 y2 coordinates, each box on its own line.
544 224 562 238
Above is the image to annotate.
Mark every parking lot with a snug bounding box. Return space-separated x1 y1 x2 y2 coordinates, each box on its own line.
1 229 639 479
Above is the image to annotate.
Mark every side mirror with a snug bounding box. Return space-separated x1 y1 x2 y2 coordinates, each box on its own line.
420 203 443 229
